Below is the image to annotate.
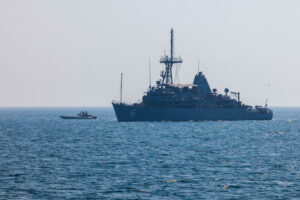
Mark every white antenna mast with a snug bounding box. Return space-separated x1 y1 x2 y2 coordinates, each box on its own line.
149 59 151 88
120 73 123 103
265 83 271 108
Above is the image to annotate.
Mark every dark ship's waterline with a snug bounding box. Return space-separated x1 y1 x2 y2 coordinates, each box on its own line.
113 29 273 121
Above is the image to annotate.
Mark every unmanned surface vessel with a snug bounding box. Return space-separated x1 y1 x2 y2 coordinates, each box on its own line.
60 111 97 119
112 29 273 121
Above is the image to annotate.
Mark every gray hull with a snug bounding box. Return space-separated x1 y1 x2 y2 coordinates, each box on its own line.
112 103 273 122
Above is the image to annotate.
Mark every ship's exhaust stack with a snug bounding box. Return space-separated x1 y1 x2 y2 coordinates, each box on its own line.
193 72 212 95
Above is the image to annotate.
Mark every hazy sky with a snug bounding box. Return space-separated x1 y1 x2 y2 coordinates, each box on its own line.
0 0 299 107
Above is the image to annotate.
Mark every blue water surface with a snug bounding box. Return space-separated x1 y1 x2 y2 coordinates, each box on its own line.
0 107 299 199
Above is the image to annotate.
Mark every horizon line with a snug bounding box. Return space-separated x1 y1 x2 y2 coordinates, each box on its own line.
0 105 300 108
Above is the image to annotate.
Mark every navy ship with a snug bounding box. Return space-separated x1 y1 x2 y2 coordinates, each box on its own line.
60 111 97 119
112 29 273 121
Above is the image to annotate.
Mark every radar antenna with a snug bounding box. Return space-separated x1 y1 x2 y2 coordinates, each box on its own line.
159 28 183 85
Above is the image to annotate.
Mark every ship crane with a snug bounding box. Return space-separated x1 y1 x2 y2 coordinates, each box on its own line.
159 28 183 85
230 91 240 102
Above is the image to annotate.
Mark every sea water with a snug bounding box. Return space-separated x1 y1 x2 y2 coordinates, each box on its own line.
0 107 299 199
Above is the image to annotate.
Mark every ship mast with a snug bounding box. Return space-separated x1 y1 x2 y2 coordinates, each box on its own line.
160 28 183 85
120 73 123 103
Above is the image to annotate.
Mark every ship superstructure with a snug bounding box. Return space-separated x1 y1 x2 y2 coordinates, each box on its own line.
112 29 273 121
